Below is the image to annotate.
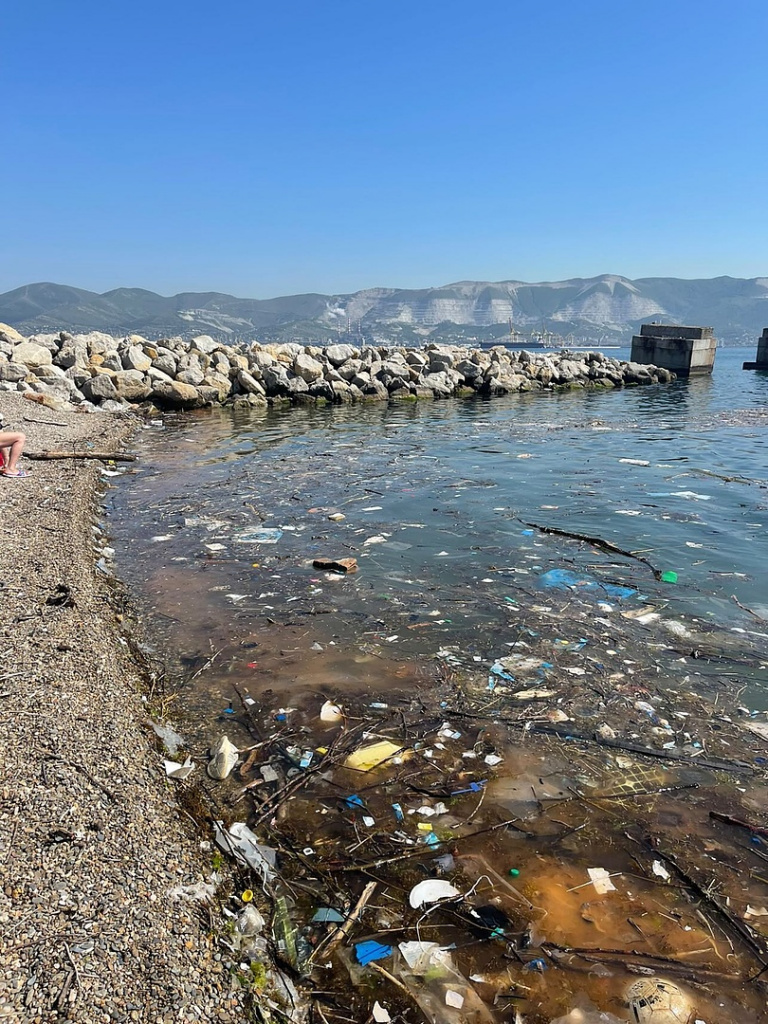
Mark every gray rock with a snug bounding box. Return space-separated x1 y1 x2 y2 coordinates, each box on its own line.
325 344 356 366
190 335 220 355
262 365 290 394
122 345 152 373
423 371 454 397
455 359 482 380
405 351 428 367
294 353 324 382
12 342 52 368
152 353 177 376
0 362 31 382
114 370 151 402
249 349 276 370
286 376 309 395
236 369 265 396
147 367 175 384
81 374 118 403
151 380 206 408
336 358 362 381
99 351 122 373
202 372 232 400
177 368 205 386
55 344 89 370
308 379 334 401
428 350 454 372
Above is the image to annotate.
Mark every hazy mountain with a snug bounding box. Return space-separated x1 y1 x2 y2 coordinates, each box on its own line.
1 275 766 345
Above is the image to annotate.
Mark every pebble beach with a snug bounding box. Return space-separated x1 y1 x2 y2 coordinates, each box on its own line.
0 395 242 1023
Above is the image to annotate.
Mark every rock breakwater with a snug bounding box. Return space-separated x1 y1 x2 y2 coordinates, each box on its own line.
0 324 675 411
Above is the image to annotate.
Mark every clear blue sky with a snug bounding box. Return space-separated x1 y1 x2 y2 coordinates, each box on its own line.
2 0 766 297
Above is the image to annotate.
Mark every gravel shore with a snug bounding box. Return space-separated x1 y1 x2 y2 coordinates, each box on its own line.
0 396 242 1023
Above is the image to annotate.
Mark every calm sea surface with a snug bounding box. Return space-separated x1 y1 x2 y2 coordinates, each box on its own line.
109 346 768 701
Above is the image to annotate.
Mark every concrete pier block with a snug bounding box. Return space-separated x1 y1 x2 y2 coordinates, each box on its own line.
743 328 768 370
630 324 716 377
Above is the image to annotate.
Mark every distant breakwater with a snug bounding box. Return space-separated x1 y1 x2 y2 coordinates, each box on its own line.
0 327 675 412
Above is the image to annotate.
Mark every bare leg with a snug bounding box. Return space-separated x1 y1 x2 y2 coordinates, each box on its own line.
0 432 26 475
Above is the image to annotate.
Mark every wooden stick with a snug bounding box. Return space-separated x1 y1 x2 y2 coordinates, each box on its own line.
335 817 527 873
522 519 661 579
710 810 768 839
25 450 136 463
309 881 377 963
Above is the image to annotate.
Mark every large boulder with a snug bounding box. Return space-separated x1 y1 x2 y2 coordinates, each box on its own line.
190 335 219 356
81 374 118 403
262 365 290 394
101 351 123 373
250 349 276 370
294 353 324 382
325 344 356 367
113 370 151 401
122 345 152 373
236 369 266 396
151 380 205 409
12 342 52 368
0 323 24 343
428 349 454 372
176 367 205 386
0 362 29 382
55 343 89 370
152 351 177 377
202 372 232 401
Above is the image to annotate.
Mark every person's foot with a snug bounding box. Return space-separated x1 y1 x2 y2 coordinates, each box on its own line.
1 469 28 478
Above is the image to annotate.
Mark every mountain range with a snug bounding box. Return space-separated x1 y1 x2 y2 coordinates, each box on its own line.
2 275 767 346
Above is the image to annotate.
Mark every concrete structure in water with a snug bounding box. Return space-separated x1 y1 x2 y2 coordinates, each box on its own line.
630 323 717 377
743 328 768 370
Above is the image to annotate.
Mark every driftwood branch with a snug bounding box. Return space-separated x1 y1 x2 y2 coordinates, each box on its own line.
527 722 752 774
522 519 662 580
309 881 377 963
25 450 136 463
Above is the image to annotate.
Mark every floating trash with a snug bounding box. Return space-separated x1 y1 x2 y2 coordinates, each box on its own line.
408 879 461 909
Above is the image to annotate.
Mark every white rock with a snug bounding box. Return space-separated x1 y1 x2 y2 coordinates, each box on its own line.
12 341 52 368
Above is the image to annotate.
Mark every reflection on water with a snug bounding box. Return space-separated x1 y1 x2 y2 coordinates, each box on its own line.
106 348 768 1023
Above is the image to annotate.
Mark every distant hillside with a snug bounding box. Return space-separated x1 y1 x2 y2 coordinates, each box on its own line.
2 275 766 346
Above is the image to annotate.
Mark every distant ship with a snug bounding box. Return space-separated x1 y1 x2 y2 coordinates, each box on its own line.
507 320 546 348
505 320 620 351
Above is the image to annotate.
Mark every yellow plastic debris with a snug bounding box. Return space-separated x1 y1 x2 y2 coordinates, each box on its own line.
344 740 409 772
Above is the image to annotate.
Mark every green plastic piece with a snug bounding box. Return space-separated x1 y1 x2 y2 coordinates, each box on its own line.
661 571 678 584
508 868 520 877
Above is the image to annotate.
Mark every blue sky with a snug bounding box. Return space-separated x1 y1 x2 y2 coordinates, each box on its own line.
2 0 766 297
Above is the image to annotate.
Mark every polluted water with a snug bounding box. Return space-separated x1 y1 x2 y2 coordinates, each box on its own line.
106 354 768 1022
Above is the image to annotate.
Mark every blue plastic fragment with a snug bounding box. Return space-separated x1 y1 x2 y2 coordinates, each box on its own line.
451 780 487 796
539 568 637 600
525 958 548 972
424 832 441 847
312 908 345 923
522 529 535 536
235 527 283 544
392 803 404 821
275 713 287 722
345 794 365 809
355 940 392 965
490 662 515 680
